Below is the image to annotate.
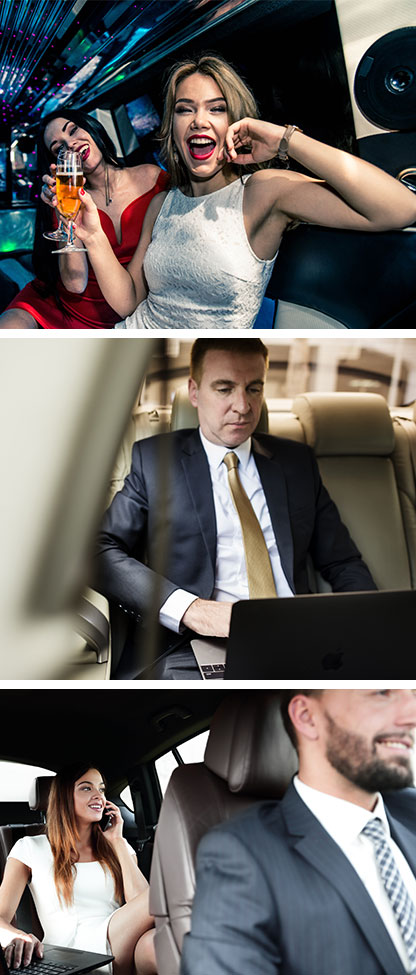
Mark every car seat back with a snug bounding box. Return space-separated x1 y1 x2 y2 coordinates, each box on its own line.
293 392 414 590
149 692 297 975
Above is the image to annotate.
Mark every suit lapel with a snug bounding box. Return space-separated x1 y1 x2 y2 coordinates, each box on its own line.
388 812 416 878
252 437 295 591
179 430 217 579
281 785 406 975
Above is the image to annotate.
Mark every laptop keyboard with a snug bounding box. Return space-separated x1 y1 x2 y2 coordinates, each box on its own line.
201 664 225 678
9 964 76 975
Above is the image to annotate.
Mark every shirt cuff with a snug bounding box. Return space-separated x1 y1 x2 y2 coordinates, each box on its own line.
159 589 199 633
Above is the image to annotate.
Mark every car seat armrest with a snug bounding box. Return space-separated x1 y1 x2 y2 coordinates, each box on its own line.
76 589 110 664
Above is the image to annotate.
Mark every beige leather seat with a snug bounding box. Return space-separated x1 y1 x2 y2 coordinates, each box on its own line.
292 392 415 590
108 401 171 508
391 403 416 588
149 692 297 975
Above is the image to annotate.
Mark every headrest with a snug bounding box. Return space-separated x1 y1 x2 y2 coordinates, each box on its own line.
29 775 55 812
293 392 394 456
204 692 297 798
171 383 269 433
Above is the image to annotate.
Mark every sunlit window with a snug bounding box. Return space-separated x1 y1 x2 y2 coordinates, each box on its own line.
0 762 55 801
141 338 416 409
155 731 210 796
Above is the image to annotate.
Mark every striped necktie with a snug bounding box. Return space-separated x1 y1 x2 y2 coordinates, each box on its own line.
362 817 416 973
223 451 277 599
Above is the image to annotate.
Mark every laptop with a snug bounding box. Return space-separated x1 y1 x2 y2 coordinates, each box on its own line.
193 589 416 679
191 637 227 680
0 943 114 975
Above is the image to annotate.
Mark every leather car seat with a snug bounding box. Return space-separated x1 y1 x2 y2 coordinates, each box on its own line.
292 392 415 590
0 776 54 939
391 404 416 588
269 224 416 329
149 692 297 975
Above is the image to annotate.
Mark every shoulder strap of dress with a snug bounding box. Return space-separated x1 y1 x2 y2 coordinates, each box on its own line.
156 168 170 191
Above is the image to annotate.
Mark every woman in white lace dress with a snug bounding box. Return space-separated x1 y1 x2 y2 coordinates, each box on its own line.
73 55 416 329
0 765 156 975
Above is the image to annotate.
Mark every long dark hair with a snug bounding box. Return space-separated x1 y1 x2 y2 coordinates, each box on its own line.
46 762 124 906
33 109 123 303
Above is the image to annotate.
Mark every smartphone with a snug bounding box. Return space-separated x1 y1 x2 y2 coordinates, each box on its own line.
99 811 113 832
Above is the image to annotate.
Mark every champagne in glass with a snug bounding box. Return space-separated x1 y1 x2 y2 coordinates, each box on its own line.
56 170 83 218
51 150 86 254
43 147 68 242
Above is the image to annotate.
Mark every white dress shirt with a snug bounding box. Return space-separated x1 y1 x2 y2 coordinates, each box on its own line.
294 775 416 972
160 430 293 632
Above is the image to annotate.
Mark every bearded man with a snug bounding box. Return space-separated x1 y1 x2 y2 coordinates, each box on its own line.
182 689 416 975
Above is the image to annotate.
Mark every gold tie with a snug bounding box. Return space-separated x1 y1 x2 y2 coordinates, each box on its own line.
223 451 277 599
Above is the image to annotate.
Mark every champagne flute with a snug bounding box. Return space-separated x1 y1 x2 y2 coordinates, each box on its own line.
43 148 68 242
51 150 86 254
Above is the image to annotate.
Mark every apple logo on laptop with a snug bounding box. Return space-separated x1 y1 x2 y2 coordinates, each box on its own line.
322 650 344 671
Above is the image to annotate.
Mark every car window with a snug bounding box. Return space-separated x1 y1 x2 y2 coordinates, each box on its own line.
142 337 416 409
120 784 133 810
155 731 210 796
0 762 55 801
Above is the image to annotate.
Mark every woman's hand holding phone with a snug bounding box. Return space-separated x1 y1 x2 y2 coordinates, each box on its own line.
99 800 123 841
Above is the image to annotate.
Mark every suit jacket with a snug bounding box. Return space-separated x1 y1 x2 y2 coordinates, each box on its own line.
94 428 375 644
181 783 416 975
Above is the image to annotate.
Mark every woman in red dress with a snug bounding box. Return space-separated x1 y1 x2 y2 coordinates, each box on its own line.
0 109 168 329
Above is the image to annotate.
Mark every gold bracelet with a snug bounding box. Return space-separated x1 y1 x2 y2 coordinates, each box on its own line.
276 124 303 168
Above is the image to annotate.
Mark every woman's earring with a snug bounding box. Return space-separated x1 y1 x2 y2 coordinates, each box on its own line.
173 146 179 162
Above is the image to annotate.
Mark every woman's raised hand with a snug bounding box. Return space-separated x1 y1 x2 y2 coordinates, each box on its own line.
100 800 124 842
70 187 103 244
221 118 285 165
2 932 43 969
41 164 58 208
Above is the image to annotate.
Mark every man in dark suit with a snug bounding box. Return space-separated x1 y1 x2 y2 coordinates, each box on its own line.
181 689 416 975
95 338 375 678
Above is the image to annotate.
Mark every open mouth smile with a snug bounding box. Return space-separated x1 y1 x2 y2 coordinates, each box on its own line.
376 735 413 752
75 144 90 162
187 137 216 160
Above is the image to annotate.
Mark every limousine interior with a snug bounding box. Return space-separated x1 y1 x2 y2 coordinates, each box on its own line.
0 687 299 975
0 0 415 327
0 334 415 679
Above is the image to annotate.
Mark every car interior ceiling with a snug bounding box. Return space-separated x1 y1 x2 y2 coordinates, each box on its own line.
0 689 228 779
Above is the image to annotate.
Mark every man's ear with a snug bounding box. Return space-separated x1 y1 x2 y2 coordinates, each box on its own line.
188 376 198 408
288 694 321 744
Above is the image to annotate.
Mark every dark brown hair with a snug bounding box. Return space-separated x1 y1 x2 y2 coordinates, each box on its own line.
190 338 269 385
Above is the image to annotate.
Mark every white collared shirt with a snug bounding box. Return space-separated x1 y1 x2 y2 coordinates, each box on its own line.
160 430 293 632
294 775 416 972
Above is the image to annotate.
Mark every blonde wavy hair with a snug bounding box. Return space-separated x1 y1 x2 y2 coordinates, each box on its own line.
46 764 124 906
159 54 266 189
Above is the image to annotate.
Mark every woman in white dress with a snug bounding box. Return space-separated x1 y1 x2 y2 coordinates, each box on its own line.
70 54 416 329
0 765 156 975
